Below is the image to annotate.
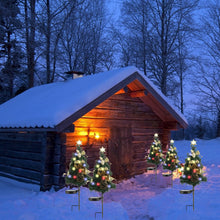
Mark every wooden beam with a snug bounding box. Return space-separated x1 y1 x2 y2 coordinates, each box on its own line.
63 124 75 133
129 90 148 98
115 86 129 95
140 94 169 121
163 122 179 130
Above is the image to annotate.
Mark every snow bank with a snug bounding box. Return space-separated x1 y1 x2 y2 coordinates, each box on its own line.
0 139 219 219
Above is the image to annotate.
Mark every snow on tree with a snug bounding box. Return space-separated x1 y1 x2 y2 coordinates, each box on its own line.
89 147 115 194
163 140 181 172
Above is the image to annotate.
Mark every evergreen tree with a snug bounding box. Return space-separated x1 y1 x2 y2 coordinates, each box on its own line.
180 140 207 186
65 140 91 187
147 133 164 166
89 147 115 194
163 140 181 172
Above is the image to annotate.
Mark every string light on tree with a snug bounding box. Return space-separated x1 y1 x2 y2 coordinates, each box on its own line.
89 146 115 218
89 147 115 194
147 133 164 167
163 140 181 172
180 139 207 211
64 140 91 210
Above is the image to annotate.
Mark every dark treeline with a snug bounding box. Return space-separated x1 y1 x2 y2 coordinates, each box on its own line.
0 0 219 138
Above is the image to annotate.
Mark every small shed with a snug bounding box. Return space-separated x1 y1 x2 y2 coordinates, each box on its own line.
0 66 187 190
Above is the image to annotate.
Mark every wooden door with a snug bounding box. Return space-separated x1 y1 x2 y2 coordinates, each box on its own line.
107 127 133 179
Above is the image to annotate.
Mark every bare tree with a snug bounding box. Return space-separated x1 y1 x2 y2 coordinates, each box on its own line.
120 0 198 97
194 0 220 137
174 0 198 113
59 0 108 75
24 0 36 88
120 0 151 75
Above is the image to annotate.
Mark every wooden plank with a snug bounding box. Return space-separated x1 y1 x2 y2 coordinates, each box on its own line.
132 128 162 135
0 140 42 153
133 152 146 160
83 109 160 120
0 156 42 171
0 132 46 142
163 121 179 130
127 79 146 91
0 164 41 181
115 86 129 95
129 90 148 98
40 132 48 188
0 149 41 161
73 118 162 129
0 171 40 185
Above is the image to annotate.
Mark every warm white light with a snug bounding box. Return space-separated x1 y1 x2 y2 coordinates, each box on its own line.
77 140 82 145
100 147 106 153
95 133 100 139
191 139 197 146
154 133 158 138
170 140 174 144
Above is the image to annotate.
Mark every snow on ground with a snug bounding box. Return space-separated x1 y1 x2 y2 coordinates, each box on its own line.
0 138 219 220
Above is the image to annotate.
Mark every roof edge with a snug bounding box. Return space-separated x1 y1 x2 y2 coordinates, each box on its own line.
135 73 188 128
55 72 139 132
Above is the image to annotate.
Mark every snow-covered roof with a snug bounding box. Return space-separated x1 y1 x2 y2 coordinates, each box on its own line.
0 66 187 130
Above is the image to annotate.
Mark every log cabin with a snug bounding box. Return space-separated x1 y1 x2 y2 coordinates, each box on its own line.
0 66 187 190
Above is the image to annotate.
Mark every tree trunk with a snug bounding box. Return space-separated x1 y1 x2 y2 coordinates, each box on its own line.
7 31 13 97
217 110 220 137
25 0 36 88
24 0 30 86
46 0 51 83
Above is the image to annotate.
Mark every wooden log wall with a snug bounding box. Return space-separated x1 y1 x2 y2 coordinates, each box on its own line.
40 132 66 191
0 131 66 191
0 132 46 186
64 93 167 180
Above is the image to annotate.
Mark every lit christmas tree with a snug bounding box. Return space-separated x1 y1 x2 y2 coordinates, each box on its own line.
89 147 115 218
89 147 115 194
65 140 91 186
163 140 181 172
64 140 91 210
180 139 207 210
147 133 164 166
180 139 207 186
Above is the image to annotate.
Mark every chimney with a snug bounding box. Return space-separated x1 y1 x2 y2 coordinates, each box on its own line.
65 71 84 80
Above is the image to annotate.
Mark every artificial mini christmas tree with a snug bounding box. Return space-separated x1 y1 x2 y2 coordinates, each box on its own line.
147 133 164 168
65 140 91 186
163 140 181 186
65 140 91 210
180 139 207 210
163 140 181 172
89 147 115 193
89 147 115 218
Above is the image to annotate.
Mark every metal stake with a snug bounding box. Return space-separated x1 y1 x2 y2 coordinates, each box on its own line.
101 193 103 218
94 194 104 219
171 171 173 187
78 187 80 211
193 186 195 211
70 187 80 211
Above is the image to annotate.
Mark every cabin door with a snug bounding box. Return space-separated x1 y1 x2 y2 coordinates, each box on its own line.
108 127 133 179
